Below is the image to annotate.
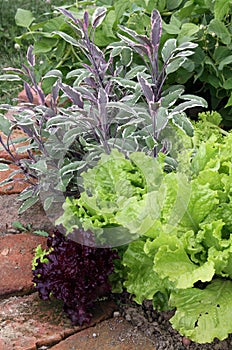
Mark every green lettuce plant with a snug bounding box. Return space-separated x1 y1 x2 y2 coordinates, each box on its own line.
121 131 232 343
58 126 232 342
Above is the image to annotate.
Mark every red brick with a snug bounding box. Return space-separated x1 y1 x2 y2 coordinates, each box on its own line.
0 127 31 194
0 128 30 162
0 233 47 297
49 317 155 350
0 293 117 350
0 164 30 194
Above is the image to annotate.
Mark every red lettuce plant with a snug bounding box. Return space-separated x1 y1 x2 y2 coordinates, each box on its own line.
32 229 119 325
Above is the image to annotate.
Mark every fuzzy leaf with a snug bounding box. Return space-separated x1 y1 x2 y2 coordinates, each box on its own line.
92 7 107 28
18 196 39 214
120 48 133 67
111 77 137 89
0 115 11 136
150 9 162 52
59 84 83 108
0 164 9 171
24 82 34 103
53 31 79 47
58 7 79 25
166 57 187 75
171 112 194 137
172 95 207 113
161 87 185 108
118 25 152 48
0 74 21 81
125 66 147 79
161 38 177 62
138 74 154 102
27 46 35 67
60 161 86 177
43 70 63 79
83 11 89 30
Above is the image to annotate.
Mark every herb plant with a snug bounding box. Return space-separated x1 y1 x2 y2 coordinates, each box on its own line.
12 0 232 127
0 8 206 214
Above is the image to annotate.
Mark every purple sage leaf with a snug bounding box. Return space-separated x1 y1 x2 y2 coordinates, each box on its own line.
150 10 162 53
27 46 35 67
60 84 84 108
83 11 89 30
3 67 25 75
36 85 46 105
92 7 107 29
58 7 80 25
24 82 34 103
138 74 154 102
51 80 60 105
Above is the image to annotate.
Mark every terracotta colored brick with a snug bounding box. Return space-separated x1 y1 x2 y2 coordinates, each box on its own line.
0 293 117 350
0 127 31 194
49 317 155 350
0 164 30 194
0 128 30 162
0 233 47 297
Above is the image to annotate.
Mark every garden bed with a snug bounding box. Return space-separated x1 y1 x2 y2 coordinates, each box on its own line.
0 1 232 348
0 194 231 349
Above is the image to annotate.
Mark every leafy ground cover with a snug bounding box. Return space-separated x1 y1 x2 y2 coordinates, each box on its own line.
0 1 232 346
3 0 232 126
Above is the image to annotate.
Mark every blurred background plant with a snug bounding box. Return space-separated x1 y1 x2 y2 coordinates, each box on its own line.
2 0 231 127
0 0 74 103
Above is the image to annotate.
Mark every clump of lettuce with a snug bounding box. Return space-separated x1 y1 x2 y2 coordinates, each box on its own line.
122 132 232 343
56 149 167 246
58 130 232 343
32 229 119 326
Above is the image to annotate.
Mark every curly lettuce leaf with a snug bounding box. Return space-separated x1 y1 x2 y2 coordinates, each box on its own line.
122 240 171 307
179 180 218 231
144 231 215 289
57 149 167 242
116 172 191 238
115 192 163 237
170 279 232 343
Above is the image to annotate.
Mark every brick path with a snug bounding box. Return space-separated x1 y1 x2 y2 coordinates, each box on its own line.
0 231 155 350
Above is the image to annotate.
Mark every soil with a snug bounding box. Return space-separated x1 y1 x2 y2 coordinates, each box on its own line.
1 194 232 349
0 194 53 235
115 293 232 350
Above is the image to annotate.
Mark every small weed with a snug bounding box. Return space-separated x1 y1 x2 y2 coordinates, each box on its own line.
11 221 48 237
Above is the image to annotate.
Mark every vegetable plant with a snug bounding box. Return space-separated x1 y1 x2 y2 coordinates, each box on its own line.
2 4 230 343
12 0 232 128
58 125 232 342
120 131 232 343
32 228 119 325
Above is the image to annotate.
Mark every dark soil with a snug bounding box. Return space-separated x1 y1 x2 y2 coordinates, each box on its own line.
115 293 232 350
